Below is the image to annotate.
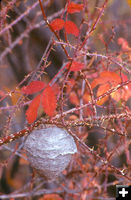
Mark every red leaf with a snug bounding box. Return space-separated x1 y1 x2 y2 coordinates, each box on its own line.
117 37 129 50
67 2 83 14
42 86 56 117
26 94 41 124
22 81 45 94
64 21 79 37
65 61 84 71
50 18 65 31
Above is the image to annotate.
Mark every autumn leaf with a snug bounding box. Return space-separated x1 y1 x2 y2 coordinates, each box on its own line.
42 85 56 117
97 83 110 105
65 61 84 71
91 71 120 89
67 2 83 13
11 88 21 105
40 194 63 200
127 0 131 6
91 71 131 104
64 21 79 37
4 87 22 105
69 91 79 105
117 37 131 61
26 94 41 124
50 18 65 31
22 81 45 94
117 37 129 50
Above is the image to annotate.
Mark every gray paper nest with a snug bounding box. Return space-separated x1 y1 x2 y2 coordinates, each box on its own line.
24 126 77 180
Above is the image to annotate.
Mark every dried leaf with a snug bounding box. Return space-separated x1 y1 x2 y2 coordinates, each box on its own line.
26 94 41 124
42 86 56 117
67 2 83 13
65 61 84 71
22 81 45 94
64 21 79 37
50 18 65 31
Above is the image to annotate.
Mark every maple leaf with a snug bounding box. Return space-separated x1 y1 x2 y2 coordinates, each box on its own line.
65 61 84 71
26 94 41 124
22 81 45 94
67 2 83 14
64 21 79 37
50 18 65 31
42 85 56 117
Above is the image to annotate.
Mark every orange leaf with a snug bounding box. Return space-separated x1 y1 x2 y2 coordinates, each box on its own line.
67 2 83 13
22 81 45 94
26 94 41 124
50 18 65 31
91 71 131 104
4 87 21 105
83 92 91 103
64 21 79 37
42 86 56 117
91 77 103 89
96 83 110 105
127 0 131 6
69 91 79 105
65 61 84 71
41 194 63 200
91 71 121 89
100 71 121 83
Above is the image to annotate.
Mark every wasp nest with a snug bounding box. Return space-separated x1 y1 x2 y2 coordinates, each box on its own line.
24 125 77 180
